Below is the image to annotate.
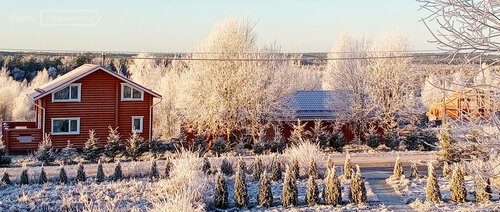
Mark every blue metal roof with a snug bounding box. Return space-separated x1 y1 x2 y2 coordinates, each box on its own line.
288 90 349 120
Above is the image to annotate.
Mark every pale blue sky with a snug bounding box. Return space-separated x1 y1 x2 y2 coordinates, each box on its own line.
0 0 435 53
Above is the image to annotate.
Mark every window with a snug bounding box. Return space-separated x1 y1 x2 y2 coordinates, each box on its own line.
121 83 143 101
52 83 81 102
132 116 143 133
51 118 80 135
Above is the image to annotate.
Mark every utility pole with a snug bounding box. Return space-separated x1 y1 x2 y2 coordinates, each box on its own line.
101 52 106 66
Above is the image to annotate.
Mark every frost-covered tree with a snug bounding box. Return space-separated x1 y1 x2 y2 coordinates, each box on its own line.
366 31 419 128
1 171 11 185
290 157 300 179
258 170 273 207
220 158 233 176
442 162 453 180
426 162 441 202
349 165 367 204
83 130 101 163
0 138 11 166
113 161 123 181
214 172 228 209
324 32 417 138
437 124 459 162
76 163 86 182
290 119 307 144
324 166 342 206
150 158 159 180
96 160 105 183
58 165 68 184
323 33 371 141
234 162 248 208
252 156 262 181
475 175 491 204
281 166 298 207
391 155 404 180
305 175 319 206
0 67 23 124
126 132 144 161
20 163 29 185
344 153 353 179
36 134 55 165
450 163 466 203
202 157 211 175
127 53 181 140
164 157 172 178
411 161 419 179
271 154 282 181
60 140 77 165
308 158 319 180
105 126 122 162
179 17 311 143
311 119 328 144
237 156 246 174
38 166 47 184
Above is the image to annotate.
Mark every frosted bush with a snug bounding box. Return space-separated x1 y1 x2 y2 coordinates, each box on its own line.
202 157 211 175
113 161 123 181
36 134 55 165
285 142 322 172
390 155 404 180
344 153 353 179
281 166 298 206
425 162 441 203
20 163 29 185
258 170 273 207
349 165 367 204
233 161 248 208
305 175 319 206
58 165 68 184
324 166 341 206
1 171 11 185
410 160 419 179
60 140 78 165
290 157 300 179
252 156 262 181
450 163 466 203
96 160 105 183
271 154 282 181
308 157 319 180
38 166 47 184
83 130 101 163
214 172 228 209
153 149 209 211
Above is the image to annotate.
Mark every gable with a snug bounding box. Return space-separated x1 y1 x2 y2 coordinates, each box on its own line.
28 64 161 100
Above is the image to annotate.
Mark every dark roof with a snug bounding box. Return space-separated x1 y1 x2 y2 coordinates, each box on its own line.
288 90 350 120
28 64 162 100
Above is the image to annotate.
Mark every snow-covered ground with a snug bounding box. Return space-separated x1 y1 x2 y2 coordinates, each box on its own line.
386 171 500 211
6 151 498 211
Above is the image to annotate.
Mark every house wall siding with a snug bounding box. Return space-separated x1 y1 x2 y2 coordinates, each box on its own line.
39 70 151 149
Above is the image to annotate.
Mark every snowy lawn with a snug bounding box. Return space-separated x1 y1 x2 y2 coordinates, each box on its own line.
386 172 500 211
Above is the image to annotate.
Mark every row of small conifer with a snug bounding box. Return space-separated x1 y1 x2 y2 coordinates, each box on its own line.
0 158 173 186
390 156 495 204
214 154 367 209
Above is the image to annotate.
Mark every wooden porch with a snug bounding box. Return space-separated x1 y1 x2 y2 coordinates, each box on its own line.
2 121 43 152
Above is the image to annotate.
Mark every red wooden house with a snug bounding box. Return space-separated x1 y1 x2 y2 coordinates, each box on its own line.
2 64 162 152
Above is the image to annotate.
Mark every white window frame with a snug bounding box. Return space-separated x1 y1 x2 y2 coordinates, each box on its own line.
131 116 143 133
51 117 80 135
121 83 144 101
52 83 81 102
